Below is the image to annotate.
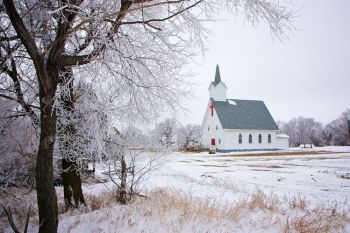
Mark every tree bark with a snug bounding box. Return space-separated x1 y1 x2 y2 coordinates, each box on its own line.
36 92 58 233
62 159 85 210
118 154 127 204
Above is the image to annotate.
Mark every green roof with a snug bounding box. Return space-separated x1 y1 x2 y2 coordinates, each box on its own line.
213 99 279 130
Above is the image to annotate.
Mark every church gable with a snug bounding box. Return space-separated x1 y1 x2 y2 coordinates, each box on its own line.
201 101 223 131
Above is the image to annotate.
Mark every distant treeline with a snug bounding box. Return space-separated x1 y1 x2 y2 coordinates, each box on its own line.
278 109 350 147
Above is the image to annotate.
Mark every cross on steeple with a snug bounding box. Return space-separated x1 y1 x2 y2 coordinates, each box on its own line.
210 102 214 116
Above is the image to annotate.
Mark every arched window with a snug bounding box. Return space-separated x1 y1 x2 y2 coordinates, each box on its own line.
249 134 252 144
258 134 262 143
238 134 242 144
268 134 271 143
216 125 218 130
208 126 210 131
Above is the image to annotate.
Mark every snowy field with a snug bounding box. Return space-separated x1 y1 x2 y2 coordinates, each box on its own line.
2 147 350 233
142 147 350 207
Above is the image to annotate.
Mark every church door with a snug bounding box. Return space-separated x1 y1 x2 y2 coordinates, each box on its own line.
211 138 216 145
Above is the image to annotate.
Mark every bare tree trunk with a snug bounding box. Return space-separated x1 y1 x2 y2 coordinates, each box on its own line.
36 92 58 233
118 154 127 204
62 159 85 209
59 67 86 210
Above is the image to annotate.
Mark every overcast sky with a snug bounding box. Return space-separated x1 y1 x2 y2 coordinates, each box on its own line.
176 0 350 126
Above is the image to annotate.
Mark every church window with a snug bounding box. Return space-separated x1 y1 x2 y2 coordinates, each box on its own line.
249 134 252 144
258 134 262 143
216 125 218 130
219 139 221 144
238 134 242 144
208 126 210 131
268 134 271 143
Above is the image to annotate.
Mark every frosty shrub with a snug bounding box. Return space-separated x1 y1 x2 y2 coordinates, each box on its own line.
104 129 158 204
177 124 202 149
0 101 38 189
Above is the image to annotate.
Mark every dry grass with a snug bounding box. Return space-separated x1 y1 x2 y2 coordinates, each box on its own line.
0 188 37 219
144 188 244 225
0 188 38 232
284 200 350 233
248 188 279 212
1 186 350 233
284 210 349 233
84 190 115 212
0 187 116 231
290 194 307 211
140 188 349 232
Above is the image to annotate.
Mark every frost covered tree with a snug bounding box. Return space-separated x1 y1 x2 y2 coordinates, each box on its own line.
324 109 350 146
122 126 149 150
102 128 158 204
281 117 323 147
177 124 201 149
0 99 38 189
55 71 111 209
153 118 178 147
2 0 295 231
0 27 39 189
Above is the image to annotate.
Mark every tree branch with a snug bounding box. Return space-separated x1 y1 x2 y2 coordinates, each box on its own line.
3 0 49 95
62 0 134 66
121 0 203 26
0 35 19 42
0 93 40 110
62 0 198 67
47 0 84 68
0 58 40 125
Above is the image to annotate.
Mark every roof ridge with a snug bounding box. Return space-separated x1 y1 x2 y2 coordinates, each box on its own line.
225 98 264 102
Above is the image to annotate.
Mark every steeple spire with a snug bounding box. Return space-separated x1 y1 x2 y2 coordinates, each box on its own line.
214 64 221 85
208 65 227 101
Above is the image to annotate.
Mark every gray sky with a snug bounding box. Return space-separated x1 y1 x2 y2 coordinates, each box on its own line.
177 0 350 126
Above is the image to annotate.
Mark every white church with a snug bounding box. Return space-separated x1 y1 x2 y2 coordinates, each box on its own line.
201 65 289 152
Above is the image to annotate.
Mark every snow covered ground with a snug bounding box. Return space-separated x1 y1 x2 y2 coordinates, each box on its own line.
2 146 350 232
60 146 350 233
141 147 350 208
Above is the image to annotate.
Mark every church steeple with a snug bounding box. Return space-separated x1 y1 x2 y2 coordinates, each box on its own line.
208 65 227 101
213 64 221 85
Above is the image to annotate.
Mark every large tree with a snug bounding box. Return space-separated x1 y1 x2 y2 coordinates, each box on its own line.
2 0 294 232
153 118 177 147
325 109 350 146
177 124 201 149
281 116 324 147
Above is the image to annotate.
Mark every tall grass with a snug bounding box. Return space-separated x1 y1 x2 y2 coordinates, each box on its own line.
1 186 349 233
